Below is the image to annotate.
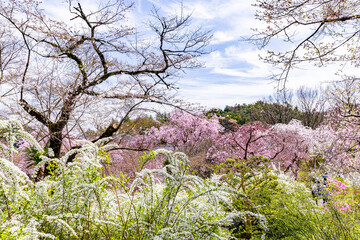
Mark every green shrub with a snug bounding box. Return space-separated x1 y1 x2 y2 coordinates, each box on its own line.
264 173 360 240
214 156 273 239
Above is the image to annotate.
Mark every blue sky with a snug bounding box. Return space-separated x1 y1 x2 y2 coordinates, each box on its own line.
134 0 342 108
44 0 341 109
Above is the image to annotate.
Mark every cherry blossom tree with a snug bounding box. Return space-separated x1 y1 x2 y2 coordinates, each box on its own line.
313 110 360 174
130 111 222 157
0 0 210 159
99 111 221 178
124 110 360 176
269 120 317 174
208 120 317 175
253 1 360 173
253 0 360 85
206 121 269 163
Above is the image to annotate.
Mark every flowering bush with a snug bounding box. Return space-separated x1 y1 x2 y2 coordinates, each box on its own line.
323 179 353 214
0 120 269 239
263 173 360 239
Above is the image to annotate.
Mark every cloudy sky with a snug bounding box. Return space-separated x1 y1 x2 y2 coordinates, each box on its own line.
44 0 342 109
137 0 342 108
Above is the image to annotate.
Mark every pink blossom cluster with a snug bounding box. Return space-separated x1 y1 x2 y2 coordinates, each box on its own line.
335 203 351 213
206 121 268 163
208 120 315 174
316 109 360 173
129 111 222 156
324 179 352 214
328 179 348 192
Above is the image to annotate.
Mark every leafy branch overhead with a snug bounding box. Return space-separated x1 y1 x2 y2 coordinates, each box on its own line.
253 0 360 85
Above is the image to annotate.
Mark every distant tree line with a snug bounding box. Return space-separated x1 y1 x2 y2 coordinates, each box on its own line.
207 86 326 129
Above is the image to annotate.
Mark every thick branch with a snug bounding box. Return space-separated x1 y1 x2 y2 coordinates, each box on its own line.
19 99 53 126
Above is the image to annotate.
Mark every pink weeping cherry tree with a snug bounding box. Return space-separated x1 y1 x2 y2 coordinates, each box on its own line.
207 120 317 175
129 111 223 156
313 109 360 174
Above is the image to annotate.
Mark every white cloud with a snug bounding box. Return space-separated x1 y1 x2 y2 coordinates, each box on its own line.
179 80 275 108
204 45 272 79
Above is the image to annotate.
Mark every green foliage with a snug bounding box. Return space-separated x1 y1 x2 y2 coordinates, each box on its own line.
214 156 275 239
213 156 360 239
263 173 360 240
124 116 160 135
135 150 156 171
156 112 170 123
207 101 304 126
24 145 49 168
83 115 160 139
